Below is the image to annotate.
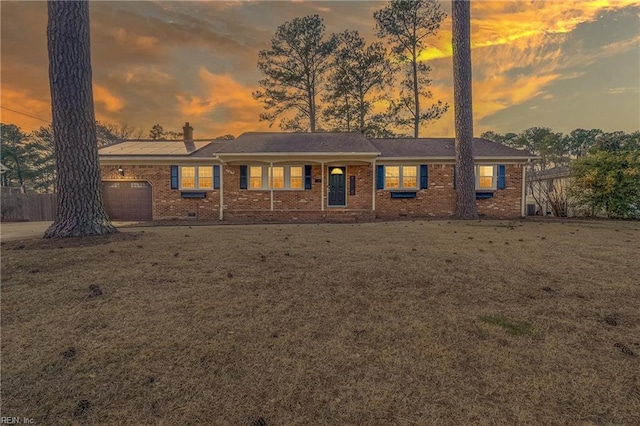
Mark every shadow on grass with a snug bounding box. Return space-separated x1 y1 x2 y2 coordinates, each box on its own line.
480 315 533 336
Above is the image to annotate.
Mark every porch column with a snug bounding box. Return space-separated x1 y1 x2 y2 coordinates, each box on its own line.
219 164 224 220
521 163 527 217
270 162 274 211
372 160 376 212
321 161 325 211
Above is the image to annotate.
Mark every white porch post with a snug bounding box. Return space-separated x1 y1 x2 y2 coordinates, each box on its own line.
270 162 274 211
321 161 325 211
521 163 527 217
219 164 224 221
372 160 376 212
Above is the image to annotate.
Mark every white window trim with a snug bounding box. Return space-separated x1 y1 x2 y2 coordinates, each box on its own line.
384 165 419 190
179 165 214 190
475 165 497 190
248 165 305 190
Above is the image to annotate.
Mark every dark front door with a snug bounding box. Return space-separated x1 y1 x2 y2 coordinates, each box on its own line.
328 167 346 206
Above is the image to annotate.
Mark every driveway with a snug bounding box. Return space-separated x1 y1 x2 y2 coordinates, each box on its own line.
0 221 142 242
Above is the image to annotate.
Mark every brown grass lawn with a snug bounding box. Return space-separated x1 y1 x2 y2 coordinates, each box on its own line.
1 219 639 425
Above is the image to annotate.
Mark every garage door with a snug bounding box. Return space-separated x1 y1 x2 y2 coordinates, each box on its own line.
102 181 152 221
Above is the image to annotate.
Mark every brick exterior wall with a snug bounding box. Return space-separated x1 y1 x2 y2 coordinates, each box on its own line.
375 163 523 218
476 164 522 217
222 165 374 222
101 165 220 220
101 163 523 221
375 164 456 218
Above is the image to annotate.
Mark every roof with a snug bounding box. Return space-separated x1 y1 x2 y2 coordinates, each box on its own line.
217 132 379 154
97 133 536 161
530 166 571 180
99 140 214 156
190 141 231 157
369 138 536 159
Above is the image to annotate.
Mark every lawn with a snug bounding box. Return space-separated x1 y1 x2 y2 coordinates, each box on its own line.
1 219 639 425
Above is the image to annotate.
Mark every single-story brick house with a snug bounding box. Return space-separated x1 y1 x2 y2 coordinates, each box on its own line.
98 123 536 222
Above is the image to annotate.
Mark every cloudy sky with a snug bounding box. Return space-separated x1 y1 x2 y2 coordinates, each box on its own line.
1 0 639 138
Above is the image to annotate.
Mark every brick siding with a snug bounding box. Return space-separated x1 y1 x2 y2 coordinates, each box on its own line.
101 163 524 221
101 165 220 220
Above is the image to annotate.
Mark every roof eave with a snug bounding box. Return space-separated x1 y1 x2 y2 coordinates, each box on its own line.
217 152 381 156
100 155 222 163
376 156 537 162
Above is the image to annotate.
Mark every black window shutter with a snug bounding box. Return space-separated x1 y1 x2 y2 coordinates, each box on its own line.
304 165 312 190
420 165 428 189
497 164 506 189
239 165 248 189
213 165 220 189
170 165 179 189
349 175 356 195
376 165 384 190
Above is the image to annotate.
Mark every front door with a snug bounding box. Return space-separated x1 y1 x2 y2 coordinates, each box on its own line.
328 167 346 206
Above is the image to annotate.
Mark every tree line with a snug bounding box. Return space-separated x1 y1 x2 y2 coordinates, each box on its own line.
0 121 143 193
253 0 448 137
483 127 640 219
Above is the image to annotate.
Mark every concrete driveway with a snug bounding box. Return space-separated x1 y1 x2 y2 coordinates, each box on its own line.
0 221 141 242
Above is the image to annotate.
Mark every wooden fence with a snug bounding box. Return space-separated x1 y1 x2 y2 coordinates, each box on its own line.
1 192 57 221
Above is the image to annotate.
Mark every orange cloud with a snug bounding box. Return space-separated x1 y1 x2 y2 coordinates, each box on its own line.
122 66 173 84
111 28 160 52
93 84 125 112
469 0 620 49
417 1 638 135
0 88 51 132
176 68 270 137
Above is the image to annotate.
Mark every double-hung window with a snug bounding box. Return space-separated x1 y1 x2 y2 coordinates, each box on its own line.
249 166 305 190
476 165 496 190
384 166 418 189
180 166 214 190
249 166 263 189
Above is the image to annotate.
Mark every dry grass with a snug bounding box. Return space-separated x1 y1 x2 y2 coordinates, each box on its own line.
1 219 639 425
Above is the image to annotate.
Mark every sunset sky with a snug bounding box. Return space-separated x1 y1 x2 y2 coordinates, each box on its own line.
1 0 639 139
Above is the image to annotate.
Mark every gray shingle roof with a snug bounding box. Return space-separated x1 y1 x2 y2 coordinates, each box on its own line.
98 133 536 160
190 141 231 157
530 166 570 180
217 132 379 154
369 138 536 159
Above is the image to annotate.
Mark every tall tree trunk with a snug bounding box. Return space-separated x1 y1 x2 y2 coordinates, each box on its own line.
45 0 116 238
309 89 316 132
412 51 420 138
452 0 478 219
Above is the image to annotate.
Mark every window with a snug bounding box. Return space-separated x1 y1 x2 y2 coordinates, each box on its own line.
384 166 417 189
290 166 303 189
476 165 496 190
402 166 417 188
181 166 196 189
270 166 285 189
250 167 262 189
198 167 213 189
385 166 400 189
180 166 214 190
248 166 306 190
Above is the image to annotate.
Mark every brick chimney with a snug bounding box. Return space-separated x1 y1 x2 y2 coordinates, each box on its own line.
183 122 195 152
183 122 194 141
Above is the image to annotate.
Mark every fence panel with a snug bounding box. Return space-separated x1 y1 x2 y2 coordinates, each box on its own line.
1 192 57 221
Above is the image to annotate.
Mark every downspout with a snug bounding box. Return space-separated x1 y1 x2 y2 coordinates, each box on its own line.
270 162 274 211
219 163 224 221
321 161 325 211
